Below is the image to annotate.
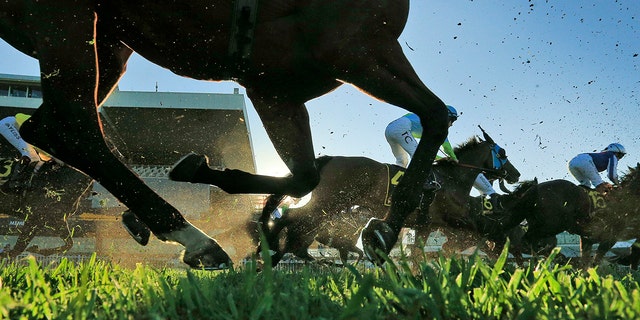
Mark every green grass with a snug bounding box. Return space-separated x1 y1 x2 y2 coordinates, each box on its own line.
1 246 639 319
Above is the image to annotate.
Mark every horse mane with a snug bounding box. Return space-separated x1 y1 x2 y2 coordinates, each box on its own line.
432 159 458 167
618 163 640 189
512 179 538 194
315 155 334 171
454 136 482 154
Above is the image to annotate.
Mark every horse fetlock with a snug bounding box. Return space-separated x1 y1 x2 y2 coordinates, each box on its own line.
121 210 151 246
168 153 208 183
163 224 231 269
357 218 397 265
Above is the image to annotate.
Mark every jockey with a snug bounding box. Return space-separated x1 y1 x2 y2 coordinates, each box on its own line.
384 105 459 168
568 143 626 193
384 106 501 208
0 113 47 167
0 113 57 192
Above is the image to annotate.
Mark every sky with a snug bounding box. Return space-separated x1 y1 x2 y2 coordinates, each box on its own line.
0 0 638 190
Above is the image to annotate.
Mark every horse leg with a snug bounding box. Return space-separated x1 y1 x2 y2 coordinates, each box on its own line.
580 237 596 268
17 10 229 269
6 233 33 259
27 237 74 256
338 249 352 266
290 242 316 263
257 206 289 267
593 240 616 266
9 214 40 257
170 95 323 197
333 41 448 262
630 241 640 270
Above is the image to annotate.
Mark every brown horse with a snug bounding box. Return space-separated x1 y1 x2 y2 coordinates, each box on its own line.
256 132 522 266
513 164 640 267
0 1 448 268
0 158 92 258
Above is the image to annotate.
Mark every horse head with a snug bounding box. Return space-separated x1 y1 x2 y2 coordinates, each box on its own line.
455 127 521 185
479 125 520 184
620 163 640 190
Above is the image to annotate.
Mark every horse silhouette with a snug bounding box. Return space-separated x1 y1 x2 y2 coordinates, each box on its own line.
0 1 449 268
256 132 523 266
512 164 640 268
0 158 92 258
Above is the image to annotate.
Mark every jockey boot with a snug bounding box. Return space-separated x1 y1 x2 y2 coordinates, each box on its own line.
168 152 209 183
595 182 613 194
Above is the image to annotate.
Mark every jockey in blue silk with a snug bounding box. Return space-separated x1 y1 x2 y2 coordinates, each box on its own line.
568 143 626 193
385 105 500 203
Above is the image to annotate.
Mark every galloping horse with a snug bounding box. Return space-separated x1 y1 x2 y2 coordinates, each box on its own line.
0 1 448 268
257 130 522 266
514 164 640 267
0 158 92 258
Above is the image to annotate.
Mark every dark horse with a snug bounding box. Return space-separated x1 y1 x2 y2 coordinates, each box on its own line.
0 1 449 268
512 164 640 267
257 131 522 266
0 158 92 258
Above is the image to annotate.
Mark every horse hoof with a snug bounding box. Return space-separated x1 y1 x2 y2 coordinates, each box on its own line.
182 239 232 270
169 153 208 183
121 210 151 246
357 218 397 265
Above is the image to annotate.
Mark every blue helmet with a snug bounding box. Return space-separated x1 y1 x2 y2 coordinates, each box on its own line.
446 105 458 121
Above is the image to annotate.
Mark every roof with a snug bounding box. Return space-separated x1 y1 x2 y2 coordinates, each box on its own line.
105 90 245 110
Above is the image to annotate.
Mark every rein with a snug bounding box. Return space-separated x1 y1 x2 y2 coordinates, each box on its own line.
454 162 505 177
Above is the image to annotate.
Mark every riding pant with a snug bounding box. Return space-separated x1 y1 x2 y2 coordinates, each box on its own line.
0 116 41 163
385 116 416 168
568 153 604 188
473 173 497 196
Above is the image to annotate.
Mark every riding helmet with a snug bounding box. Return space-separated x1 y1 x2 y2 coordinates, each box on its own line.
15 113 31 127
604 143 627 156
446 105 458 121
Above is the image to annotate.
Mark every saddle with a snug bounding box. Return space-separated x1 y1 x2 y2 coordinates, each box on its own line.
576 185 607 224
383 164 437 225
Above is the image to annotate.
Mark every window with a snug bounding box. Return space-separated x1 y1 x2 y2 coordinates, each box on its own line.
28 88 42 98
0 84 42 98
10 85 27 97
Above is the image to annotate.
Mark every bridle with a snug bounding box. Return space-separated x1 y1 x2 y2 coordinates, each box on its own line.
455 142 511 180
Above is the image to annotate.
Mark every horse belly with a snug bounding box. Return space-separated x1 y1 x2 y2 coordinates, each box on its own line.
103 1 236 79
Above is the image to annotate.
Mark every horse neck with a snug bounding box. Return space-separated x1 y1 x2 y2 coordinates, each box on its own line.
500 184 539 229
437 164 482 197
456 142 493 170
